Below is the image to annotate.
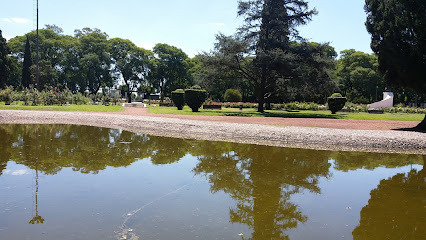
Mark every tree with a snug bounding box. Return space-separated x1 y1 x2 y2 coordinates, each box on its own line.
237 0 317 112
224 89 242 102
334 49 384 103
0 29 12 89
280 42 338 104
31 60 57 88
110 38 152 103
8 28 68 90
75 28 113 94
150 44 192 101
365 0 426 128
22 36 33 88
196 52 253 102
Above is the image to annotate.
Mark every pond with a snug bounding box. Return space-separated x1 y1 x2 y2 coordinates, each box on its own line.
0 124 424 240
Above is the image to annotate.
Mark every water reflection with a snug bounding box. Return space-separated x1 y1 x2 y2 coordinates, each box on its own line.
353 164 425 239
0 124 424 240
192 144 332 239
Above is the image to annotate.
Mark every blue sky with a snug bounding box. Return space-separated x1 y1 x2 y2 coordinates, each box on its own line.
0 0 372 57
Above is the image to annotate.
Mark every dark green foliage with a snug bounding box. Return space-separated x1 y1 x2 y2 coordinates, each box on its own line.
327 93 347 114
237 0 317 112
171 89 185 110
0 30 12 89
334 49 384 103
150 43 192 100
22 36 33 88
224 89 242 102
365 0 426 93
110 38 152 103
365 0 426 128
184 86 207 112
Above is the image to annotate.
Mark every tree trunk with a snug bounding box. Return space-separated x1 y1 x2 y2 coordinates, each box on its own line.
126 83 132 103
127 90 132 103
257 89 265 113
257 66 267 113
416 114 426 130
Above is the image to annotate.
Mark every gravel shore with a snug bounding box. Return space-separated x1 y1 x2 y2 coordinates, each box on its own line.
1 110 425 154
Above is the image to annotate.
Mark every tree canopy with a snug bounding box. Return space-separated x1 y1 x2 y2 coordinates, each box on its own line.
0 30 12 89
365 0 426 127
149 43 192 100
237 0 317 112
334 49 384 103
110 38 152 103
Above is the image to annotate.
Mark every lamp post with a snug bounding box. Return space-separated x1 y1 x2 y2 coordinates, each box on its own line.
36 0 40 90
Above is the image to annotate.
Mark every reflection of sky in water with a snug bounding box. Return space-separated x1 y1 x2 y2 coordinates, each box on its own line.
0 125 424 240
3 169 30 176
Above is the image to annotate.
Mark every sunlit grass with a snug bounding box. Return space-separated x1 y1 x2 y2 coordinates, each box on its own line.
0 102 124 112
148 105 424 121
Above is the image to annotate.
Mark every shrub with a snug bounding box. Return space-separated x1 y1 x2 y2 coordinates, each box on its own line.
30 88 41 106
327 93 347 114
41 89 57 106
21 88 31 105
185 86 207 112
72 92 88 105
0 86 15 105
342 102 369 113
55 89 68 106
171 89 185 110
224 89 242 102
283 102 319 111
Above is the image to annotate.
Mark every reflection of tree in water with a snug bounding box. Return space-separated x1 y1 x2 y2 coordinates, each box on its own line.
0 125 14 175
2 124 424 239
352 158 425 240
332 151 423 172
192 142 332 239
147 137 192 165
0 124 172 175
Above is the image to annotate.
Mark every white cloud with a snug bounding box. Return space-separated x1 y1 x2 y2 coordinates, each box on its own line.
215 23 225 27
136 41 156 51
3 17 30 24
12 18 30 23
4 169 30 176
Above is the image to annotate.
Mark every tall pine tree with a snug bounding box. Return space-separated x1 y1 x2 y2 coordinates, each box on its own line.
238 0 316 112
0 30 11 89
22 36 33 88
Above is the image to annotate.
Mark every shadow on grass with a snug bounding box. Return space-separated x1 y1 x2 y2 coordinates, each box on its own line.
222 110 343 119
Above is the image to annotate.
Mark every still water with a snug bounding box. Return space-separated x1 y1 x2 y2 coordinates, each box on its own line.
0 124 424 240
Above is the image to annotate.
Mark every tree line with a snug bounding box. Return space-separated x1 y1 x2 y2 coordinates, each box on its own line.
0 26 389 105
0 0 424 111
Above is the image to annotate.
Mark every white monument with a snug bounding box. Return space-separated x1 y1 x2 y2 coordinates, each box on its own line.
368 91 394 108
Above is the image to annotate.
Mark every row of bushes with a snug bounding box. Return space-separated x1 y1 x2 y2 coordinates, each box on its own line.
0 86 122 106
343 102 426 114
206 100 426 114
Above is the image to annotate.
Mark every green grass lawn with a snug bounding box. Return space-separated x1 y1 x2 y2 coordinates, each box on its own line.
0 102 124 112
148 106 424 121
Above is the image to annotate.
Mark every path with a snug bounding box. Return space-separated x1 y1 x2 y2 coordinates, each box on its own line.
108 107 420 131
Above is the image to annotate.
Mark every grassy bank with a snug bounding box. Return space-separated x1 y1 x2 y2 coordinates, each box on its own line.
148 106 424 121
0 102 124 112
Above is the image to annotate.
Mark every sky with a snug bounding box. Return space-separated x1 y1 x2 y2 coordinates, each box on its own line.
0 0 373 57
